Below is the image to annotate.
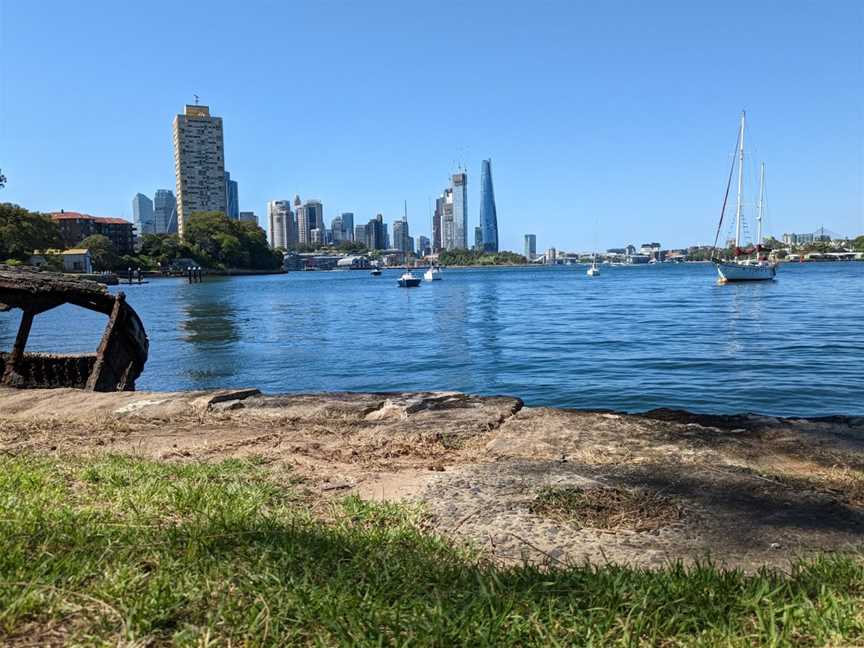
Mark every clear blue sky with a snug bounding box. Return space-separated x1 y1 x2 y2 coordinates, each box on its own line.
1 1 862 251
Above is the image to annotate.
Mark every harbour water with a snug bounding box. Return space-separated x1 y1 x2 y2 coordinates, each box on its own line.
2 263 862 416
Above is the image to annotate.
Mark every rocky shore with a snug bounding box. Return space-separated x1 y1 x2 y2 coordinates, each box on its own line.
2 386 863 570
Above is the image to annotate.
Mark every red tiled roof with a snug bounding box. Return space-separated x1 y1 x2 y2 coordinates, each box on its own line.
50 212 131 225
51 211 90 220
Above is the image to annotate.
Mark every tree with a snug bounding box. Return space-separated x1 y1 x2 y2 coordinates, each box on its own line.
185 212 282 270
0 202 61 261
78 234 118 271
335 240 368 254
0 169 6 189
853 235 864 253
438 248 527 266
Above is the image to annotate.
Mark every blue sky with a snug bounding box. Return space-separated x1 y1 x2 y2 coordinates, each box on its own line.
1 0 862 251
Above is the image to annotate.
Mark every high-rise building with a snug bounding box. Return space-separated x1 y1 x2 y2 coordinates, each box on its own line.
310 228 324 246
224 171 239 220
365 214 387 250
452 172 467 249
132 193 155 237
474 226 483 251
268 200 294 249
432 197 443 252
172 104 226 238
417 235 431 256
330 215 345 242
524 234 537 260
393 217 412 253
354 224 367 247
436 172 467 251
238 211 257 224
296 197 324 245
153 189 177 234
479 159 499 253
341 213 354 241
439 189 455 250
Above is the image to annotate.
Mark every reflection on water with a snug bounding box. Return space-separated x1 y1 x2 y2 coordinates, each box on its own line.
181 300 240 344
2 264 863 416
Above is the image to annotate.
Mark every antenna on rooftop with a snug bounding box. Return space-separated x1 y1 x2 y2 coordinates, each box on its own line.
193 94 200 105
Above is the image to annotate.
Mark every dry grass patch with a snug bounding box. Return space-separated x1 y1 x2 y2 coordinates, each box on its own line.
530 485 685 532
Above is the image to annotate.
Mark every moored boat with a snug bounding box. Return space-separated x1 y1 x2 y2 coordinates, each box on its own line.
397 271 421 288
423 267 442 281
711 111 778 283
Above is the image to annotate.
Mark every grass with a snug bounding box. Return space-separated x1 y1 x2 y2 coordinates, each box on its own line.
530 486 685 532
0 455 863 646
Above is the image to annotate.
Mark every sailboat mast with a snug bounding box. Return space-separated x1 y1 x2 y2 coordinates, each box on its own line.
756 162 765 246
734 111 746 250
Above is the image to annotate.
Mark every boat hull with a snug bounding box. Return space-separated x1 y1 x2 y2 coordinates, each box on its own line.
398 279 421 288
715 261 776 283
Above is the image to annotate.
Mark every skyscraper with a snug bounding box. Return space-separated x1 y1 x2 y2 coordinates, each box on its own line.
524 234 537 261
417 235 431 256
238 211 257 224
393 217 412 253
153 189 177 234
132 193 155 236
432 196 444 252
452 172 468 249
354 224 367 247
330 215 345 242
296 197 324 245
224 171 239 220
479 159 499 253
267 200 294 249
474 226 483 251
172 104 226 238
365 214 387 250
341 213 354 241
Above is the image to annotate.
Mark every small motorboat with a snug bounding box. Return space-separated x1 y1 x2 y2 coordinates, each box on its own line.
397 271 421 288
586 253 600 277
370 267 382 276
423 267 442 282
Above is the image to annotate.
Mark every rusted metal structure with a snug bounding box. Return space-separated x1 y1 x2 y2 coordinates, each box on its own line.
0 265 148 391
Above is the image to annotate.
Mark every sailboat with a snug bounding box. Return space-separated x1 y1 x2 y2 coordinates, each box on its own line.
423 266 442 281
713 111 777 283
586 253 600 277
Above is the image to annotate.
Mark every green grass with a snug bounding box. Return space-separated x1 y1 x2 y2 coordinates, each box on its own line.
1 454 863 646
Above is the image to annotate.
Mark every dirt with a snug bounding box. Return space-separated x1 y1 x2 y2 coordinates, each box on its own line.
2 386 863 571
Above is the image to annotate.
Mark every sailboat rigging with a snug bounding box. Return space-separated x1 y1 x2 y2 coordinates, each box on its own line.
712 111 777 283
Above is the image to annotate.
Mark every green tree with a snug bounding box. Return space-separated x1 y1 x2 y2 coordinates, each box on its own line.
78 234 118 271
0 202 61 261
185 212 282 270
335 240 368 254
438 248 527 266
853 235 864 252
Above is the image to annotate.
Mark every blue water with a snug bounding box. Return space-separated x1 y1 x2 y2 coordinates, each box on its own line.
2 263 862 416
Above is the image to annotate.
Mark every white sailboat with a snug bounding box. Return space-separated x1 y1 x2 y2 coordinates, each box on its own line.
586 253 600 277
424 266 442 281
713 111 777 283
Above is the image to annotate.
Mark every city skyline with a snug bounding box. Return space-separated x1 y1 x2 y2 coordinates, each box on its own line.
2 2 862 250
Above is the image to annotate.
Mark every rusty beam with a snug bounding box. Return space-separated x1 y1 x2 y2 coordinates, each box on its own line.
1 308 35 387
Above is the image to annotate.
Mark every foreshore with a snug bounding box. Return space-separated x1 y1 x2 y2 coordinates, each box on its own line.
3 385 862 571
